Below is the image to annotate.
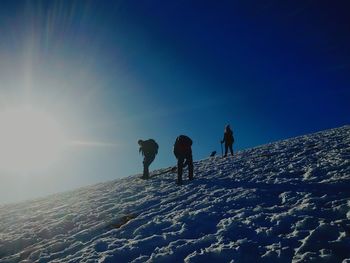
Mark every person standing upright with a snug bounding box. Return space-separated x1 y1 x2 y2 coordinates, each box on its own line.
173 135 193 185
221 124 234 157
138 139 158 179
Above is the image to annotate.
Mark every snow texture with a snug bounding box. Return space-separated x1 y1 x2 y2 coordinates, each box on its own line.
1 126 350 263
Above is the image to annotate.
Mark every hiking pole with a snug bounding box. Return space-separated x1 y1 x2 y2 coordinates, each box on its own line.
220 141 223 157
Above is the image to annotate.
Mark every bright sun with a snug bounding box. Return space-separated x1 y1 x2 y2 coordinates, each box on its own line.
0 108 66 173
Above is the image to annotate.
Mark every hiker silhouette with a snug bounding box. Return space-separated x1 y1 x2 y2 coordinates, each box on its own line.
138 139 158 179
221 124 234 157
173 135 193 185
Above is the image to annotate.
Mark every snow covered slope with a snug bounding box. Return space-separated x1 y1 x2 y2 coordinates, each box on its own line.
1 126 350 263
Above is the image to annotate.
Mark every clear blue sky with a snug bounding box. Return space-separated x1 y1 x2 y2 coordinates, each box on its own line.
0 0 349 204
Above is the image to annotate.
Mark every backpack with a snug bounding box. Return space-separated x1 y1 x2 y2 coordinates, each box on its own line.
143 139 158 155
174 135 192 157
175 135 192 147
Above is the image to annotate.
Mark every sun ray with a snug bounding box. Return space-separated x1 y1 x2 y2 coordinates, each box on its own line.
69 140 119 147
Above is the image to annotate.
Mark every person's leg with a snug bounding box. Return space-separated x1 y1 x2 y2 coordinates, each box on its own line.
177 156 184 185
229 144 233 156
142 158 149 178
224 144 228 157
149 154 155 165
187 154 194 180
142 154 155 179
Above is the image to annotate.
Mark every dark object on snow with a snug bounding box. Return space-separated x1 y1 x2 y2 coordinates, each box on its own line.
210 151 217 157
221 124 234 157
138 139 158 179
110 214 136 229
173 135 193 185
150 166 177 178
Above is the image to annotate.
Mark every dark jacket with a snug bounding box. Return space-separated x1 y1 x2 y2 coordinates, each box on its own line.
173 135 192 158
223 127 234 145
139 139 158 157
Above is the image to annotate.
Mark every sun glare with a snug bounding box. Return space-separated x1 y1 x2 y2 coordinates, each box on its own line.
0 108 66 173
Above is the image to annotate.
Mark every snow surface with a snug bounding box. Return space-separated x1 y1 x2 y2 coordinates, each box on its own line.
1 126 350 263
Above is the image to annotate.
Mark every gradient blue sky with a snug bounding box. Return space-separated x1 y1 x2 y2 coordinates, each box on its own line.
0 0 349 204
